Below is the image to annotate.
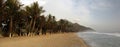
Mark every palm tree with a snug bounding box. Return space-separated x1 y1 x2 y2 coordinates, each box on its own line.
15 9 28 36
25 6 33 35
5 0 22 37
45 14 57 34
33 15 46 35
0 0 11 37
51 16 58 33
46 14 52 33
58 19 70 33
25 2 45 35
39 17 46 35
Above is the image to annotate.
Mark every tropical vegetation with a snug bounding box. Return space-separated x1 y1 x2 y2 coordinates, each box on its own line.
0 0 92 37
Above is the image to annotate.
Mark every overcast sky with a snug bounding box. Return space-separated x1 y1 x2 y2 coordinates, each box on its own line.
20 0 120 32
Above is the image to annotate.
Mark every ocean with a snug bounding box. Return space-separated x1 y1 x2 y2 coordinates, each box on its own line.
77 31 120 47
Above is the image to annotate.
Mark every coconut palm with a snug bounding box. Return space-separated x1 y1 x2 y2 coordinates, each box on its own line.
15 9 28 36
25 2 45 35
5 0 22 37
58 19 70 32
51 16 58 33
46 14 52 33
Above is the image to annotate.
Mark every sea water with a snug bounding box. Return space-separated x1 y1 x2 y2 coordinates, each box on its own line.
77 31 120 47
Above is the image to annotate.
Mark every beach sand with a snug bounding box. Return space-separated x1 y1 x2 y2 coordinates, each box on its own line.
0 33 88 47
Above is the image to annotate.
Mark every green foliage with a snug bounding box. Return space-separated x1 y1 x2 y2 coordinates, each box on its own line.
0 0 92 37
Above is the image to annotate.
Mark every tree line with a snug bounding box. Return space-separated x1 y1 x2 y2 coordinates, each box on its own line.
0 0 92 37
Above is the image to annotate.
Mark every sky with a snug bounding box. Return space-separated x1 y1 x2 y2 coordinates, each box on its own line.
20 0 120 32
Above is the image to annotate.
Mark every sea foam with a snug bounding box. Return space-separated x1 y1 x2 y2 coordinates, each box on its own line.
80 31 120 37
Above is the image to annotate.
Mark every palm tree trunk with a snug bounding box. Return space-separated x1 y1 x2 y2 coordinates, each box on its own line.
31 17 37 33
29 19 33 32
26 19 33 36
32 20 35 32
9 17 12 37
40 28 42 35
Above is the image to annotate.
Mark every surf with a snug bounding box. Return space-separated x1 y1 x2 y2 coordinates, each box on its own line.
79 31 120 37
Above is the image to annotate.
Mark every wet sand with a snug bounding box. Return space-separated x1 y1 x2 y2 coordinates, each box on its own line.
0 33 88 47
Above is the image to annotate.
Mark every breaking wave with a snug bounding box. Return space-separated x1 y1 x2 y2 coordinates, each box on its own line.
80 31 120 37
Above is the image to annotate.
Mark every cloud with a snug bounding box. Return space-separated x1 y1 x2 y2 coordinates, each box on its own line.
38 0 46 6
20 0 120 31
43 0 91 26
21 0 92 27
89 0 113 10
20 0 46 6
43 0 74 19
75 6 91 23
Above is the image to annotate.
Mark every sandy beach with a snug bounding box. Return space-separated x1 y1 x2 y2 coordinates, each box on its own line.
0 33 88 47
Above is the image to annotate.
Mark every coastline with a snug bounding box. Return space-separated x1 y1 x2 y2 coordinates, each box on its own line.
0 33 88 47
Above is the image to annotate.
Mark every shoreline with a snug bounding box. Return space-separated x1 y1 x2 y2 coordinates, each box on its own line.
0 33 88 47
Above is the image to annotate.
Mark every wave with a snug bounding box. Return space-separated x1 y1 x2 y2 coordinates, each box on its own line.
81 32 120 37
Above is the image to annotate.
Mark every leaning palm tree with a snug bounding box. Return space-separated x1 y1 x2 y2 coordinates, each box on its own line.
14 9 28 36
36 15 46 35
25 2 45 35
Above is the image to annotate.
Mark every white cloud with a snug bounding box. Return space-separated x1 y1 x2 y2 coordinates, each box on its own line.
38 0 46 6
90 0 113 10
20 0 46 6
20 0 91 26
20 0 120 32
76 6 91 23
43 0 91 26
43 0 75 20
